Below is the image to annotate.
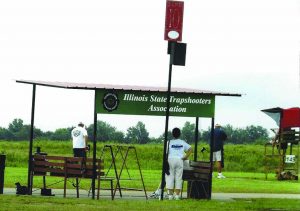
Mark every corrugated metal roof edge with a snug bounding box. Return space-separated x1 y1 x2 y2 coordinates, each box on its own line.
16 79 242 97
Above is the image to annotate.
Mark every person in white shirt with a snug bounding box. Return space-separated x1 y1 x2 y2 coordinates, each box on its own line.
71 122 88 157
166 127 192 200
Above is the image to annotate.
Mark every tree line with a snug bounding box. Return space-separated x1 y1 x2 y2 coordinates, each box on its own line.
0 118 270 144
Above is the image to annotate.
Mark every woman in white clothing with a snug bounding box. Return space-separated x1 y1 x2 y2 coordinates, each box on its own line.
166 127 192 200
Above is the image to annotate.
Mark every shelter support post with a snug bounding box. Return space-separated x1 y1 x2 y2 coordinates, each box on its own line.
0 155 6 194
92 90 97 199
194 117 199 161
27 84 36 195
208 117 215 199
160 41 175 200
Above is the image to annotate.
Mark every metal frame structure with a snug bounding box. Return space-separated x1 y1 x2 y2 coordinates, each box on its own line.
16 79 241 199
264 129 299 180
262 107 300 180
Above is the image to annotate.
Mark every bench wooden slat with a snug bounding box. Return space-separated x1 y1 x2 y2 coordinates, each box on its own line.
183 171 210 177
66 157 84 162
33 167 64 174
65 157 103 162
65 169 83 176
65 168 103 176
189 161 211 168
34 161 65 167
65 163 83 168
65 163 103 169
34 155 66 160
195 174 210 180
184 168 210 174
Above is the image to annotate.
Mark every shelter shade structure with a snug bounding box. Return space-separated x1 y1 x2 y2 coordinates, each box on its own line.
262 107 300 129
262 107 300 180
16 79 241 199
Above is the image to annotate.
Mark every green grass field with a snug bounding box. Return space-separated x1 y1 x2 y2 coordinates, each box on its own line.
1 140 300 210
3 167 300 194
1 140 299 193
0 140 286 172
1 195 300 211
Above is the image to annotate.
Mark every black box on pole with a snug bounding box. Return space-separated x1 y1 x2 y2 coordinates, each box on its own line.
167 42 187 66
0 154 6 194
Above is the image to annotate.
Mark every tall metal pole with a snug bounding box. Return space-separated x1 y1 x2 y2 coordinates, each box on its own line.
92 90 97 199
194 117 199 161
160 41 175 200
27 84 36 195
208 117 215 199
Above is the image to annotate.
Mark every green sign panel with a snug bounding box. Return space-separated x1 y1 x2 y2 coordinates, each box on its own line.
96 89 215 117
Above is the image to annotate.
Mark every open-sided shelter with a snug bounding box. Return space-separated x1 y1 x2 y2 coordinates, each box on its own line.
262 107 300 180
17 79 241 199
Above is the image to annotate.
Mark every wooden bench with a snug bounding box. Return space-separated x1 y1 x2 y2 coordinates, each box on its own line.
182 161 211 199
31 155 114 199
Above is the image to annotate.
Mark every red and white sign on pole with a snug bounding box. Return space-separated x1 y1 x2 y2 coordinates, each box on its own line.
164 0 184 42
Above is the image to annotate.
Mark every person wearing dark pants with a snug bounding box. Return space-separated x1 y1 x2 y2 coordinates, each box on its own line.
71 122 89 196
213 124 227 179
71 122 88 158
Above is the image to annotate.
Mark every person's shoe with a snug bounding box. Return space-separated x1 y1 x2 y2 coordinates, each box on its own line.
149 192 156 198
217 174 226 179
174 195 180 200
168 195 174 200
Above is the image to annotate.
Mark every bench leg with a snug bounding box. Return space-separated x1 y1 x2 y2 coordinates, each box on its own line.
111 180 114 200
43 176 46 189
188 181 193 198
76 178 79 198
63 178 67 198
97 178 100 200
201 182 208 198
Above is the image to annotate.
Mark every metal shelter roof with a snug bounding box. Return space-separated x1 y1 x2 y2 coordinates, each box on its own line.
16 79 242 97
262 107 300 128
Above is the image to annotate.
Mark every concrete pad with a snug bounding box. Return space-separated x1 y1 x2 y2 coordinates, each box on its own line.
2 188 300 201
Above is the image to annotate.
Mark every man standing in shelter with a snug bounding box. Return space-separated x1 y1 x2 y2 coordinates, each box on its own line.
71 122 88 157
213 124 227 179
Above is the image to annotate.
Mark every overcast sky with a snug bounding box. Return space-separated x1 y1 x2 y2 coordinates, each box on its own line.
0 0 299 138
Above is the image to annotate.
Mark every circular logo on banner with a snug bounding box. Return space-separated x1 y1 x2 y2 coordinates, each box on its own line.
103 92 119 112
